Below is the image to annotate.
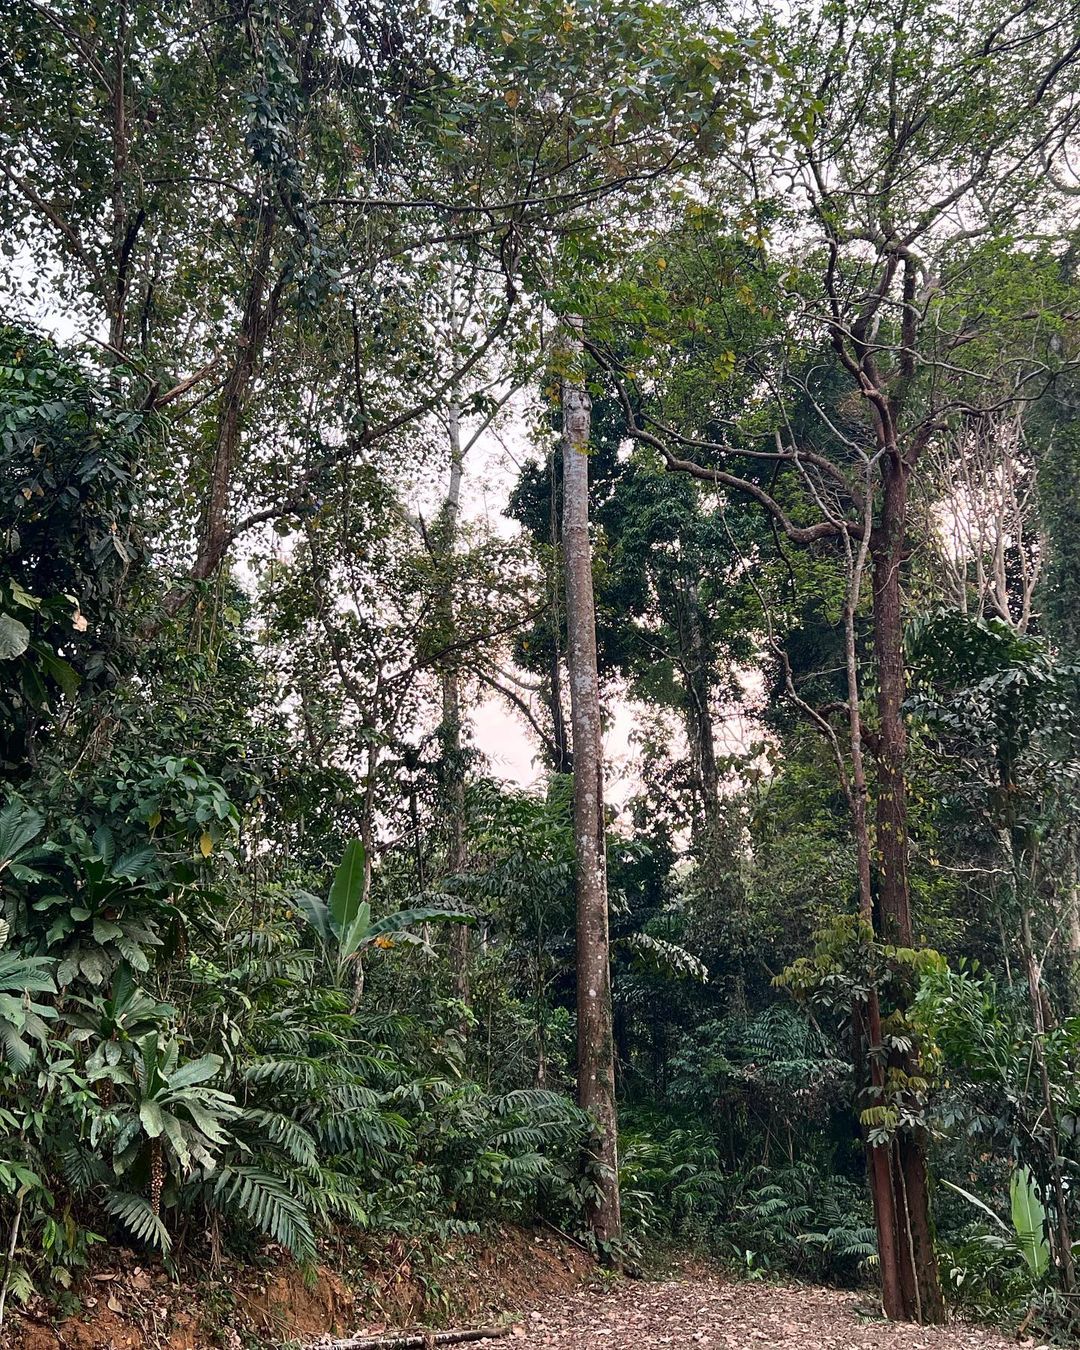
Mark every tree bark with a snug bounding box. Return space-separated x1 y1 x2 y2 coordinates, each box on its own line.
442 400 470 1012
871 455 913 947
109 1 130 353
561 318 621 1247
548 444 572 776
868 451 945 1324
682 577 719 838
162 204 279 615
193 204 278 583
838 501 910 1322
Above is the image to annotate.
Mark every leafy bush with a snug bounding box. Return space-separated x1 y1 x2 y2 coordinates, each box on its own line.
618 1113 875 1285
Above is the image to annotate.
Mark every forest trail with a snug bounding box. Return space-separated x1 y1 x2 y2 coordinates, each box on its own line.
514 1277 1016 1349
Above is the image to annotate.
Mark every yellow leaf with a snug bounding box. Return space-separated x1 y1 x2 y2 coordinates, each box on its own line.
199 832 214 858
501 28 514 43
503 88 520 109
147 810 162 831
656 257 667 270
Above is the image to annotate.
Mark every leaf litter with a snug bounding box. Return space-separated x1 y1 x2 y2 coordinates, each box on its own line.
512 1277 1025 1350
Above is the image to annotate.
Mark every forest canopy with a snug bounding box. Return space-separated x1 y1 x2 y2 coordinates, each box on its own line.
2 0 1080 1342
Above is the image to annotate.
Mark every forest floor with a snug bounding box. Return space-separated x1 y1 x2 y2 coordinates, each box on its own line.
8 1240 1025 1350
513 1276 1018 1350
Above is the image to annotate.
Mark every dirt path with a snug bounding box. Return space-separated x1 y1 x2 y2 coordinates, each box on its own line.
517 1277 1017 1349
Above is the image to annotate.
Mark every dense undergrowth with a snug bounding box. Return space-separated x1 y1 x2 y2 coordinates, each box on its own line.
3 323 1080 1345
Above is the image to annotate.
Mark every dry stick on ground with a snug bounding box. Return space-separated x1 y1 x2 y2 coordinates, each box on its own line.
318 1326 514 1350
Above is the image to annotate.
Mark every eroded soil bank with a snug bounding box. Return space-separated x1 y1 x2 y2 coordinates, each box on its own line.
6 1226 591 1349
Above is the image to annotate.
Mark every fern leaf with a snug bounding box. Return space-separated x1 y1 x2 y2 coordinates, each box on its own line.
213 1165 316 1264
105 1191 173 1254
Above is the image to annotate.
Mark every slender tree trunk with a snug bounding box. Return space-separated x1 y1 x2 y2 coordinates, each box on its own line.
164 205 279 613
1007 819 1077 1293
109 1 130 353
442 400 470 1011
872 457 913 947
548 446 572 775
549 642 572 775
348 738 379 1014
561 318 621 1247
869 453 945 1324
360 740 377 905
1066 886 1080 964
683 577 719 835
194 205 278 583
1062 860 1080 1011
838 494 910 1321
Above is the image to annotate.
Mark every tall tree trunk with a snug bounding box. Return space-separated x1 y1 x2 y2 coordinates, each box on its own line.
561 319 621 1247
548 446 572 775
682 577 719 836
872 457 913 948
164 204 279 614
109 1 130 353
441 400 470 1011
1067 887 1080 1015
1018 902 1075 1291
1004 806 1077 1293
1066 885 1080 966
838 499 909 1322
1061 854 1080 1011
549 642 572 775
869 453 945 1324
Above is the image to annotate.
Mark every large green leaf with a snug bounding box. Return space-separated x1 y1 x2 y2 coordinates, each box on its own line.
0 612 30 660
104 1191 172 1254
185 1100 235 1146
34 644 80 698
0 1020 33 1071
292 889 334 948
0 800 43 866
0 952 57 995
337 902 372 965
213 1165 316 1264
167 1053 223 1091
1010 1166 1050 1278
328 839 366 932
162 1111 191 1171
941 1178 1010 1234
367 906 473 940
139 1100 165 1138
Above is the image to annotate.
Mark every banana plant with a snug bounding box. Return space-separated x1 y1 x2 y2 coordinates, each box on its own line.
292 839 471 990
943 1165 1051 1278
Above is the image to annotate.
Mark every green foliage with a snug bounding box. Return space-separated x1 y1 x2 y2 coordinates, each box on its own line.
1 0 1080 1336
0 327 149 772
1010 1168 1052 1280
294 838 472 985
0 926 56 1071
619 1115 875 1284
